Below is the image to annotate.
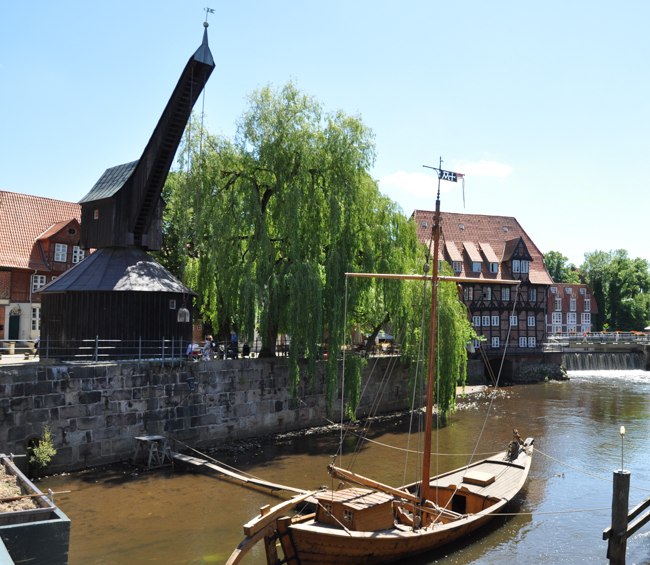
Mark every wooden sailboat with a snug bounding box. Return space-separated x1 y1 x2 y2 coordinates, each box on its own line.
227 168 534 565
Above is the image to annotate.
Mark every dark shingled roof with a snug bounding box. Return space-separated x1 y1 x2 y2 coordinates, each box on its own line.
78 161 138 204
39 247 194 294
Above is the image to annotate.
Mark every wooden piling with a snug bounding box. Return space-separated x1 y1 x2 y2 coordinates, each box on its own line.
608 470 630 564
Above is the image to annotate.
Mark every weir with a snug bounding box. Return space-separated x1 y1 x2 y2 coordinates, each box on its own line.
562 352 645 371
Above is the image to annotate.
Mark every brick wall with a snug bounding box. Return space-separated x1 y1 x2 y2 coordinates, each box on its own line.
0 271 10 300
0 357 411 473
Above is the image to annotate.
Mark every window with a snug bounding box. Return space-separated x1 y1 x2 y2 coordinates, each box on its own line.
512 259 521 273
472 339 481 350
491 337 500 349
169 299 176 310
579 287 586 295
482 315 490 327
552 312 562 324
31 307 40 331
472 261 482 273
344 509 353 522
54 243 68 262
567 325 576 334
472 315 481 327
584 298 591 312
93 208 99 220
565 287 573 294
31 274 46 292
483 287 492 301
527 316 536 327
510 315 518 326
519 337 527 348
550 286 557 294
581 313 591 324
452 261 462 273
464 287 474 301
521 260 530 273
581 324 590 333
528 288 537 302
555 298 562 311
501 287 510 301
489 262 499 274
567 312 577 325
552 325 562 334
570 298 576 311
528 336 536 348
491 315 500 326
72 246 85 263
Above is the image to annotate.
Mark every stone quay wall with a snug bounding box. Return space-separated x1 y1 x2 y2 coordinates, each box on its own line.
0 356 411 473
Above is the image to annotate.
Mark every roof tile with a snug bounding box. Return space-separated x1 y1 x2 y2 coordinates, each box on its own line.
0 190 81 270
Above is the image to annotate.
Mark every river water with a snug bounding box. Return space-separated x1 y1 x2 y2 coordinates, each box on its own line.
42 370 650 565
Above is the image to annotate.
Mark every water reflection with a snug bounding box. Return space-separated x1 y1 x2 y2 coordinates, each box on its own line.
42 370 650 564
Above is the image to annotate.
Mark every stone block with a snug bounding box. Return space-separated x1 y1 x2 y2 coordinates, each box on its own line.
77 417 97 430
78 391 101 404
58 404 90 419
9 396 34 412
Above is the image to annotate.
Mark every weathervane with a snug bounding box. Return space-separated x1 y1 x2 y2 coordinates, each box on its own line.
204 6 215 25
423 157 466 207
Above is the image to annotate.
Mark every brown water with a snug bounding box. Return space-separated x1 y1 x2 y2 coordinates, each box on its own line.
42 370 650 565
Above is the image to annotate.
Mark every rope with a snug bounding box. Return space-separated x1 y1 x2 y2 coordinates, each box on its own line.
534 447 650 494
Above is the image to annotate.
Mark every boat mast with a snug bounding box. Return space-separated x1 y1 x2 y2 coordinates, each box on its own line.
421 158 443 502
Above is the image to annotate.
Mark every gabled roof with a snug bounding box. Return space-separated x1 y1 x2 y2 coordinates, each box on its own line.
37 219 79 241
412 210 553 285
0 190 81 270
78 161 138 204
39 247 194 294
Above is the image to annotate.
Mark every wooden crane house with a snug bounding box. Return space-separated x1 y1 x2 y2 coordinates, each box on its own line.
39 25 215 360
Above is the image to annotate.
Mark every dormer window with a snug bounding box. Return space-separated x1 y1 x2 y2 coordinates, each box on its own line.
521 260 530 273
452 261 462 273
472 261 481 273
512 259 520 273
489 262 498 274
54 243 68 262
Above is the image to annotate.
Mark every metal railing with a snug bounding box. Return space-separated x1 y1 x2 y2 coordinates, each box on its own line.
546 332 650 344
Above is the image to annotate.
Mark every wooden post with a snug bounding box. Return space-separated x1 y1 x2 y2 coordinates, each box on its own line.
608 470 630 564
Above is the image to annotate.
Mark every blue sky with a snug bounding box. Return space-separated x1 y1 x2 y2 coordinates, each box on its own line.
2 1 648 267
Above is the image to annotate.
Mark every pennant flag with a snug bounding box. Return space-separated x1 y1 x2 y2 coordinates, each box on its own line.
438 169 466 207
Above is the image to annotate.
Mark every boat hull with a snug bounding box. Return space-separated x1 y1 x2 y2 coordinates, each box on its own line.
285 511 497 564
279 443 533 565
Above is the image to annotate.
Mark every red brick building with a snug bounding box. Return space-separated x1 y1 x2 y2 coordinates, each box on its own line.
0 190 82 345
413 210 554 356
546 283 598 335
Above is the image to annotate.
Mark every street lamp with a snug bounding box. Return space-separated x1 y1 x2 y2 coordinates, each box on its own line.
620 425 626 471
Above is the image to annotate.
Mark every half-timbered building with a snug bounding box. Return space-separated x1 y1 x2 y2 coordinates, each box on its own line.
413 210 554 371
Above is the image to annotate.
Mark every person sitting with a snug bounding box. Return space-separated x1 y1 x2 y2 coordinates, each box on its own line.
202 335 214 360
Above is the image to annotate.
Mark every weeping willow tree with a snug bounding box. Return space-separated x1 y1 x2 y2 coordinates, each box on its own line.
160 82 474 417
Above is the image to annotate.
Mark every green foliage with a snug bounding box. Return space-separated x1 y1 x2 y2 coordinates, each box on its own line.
161 83 474 418
29 426 57 469
544 250 580 283
342 355 367 418
581 250 650 330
